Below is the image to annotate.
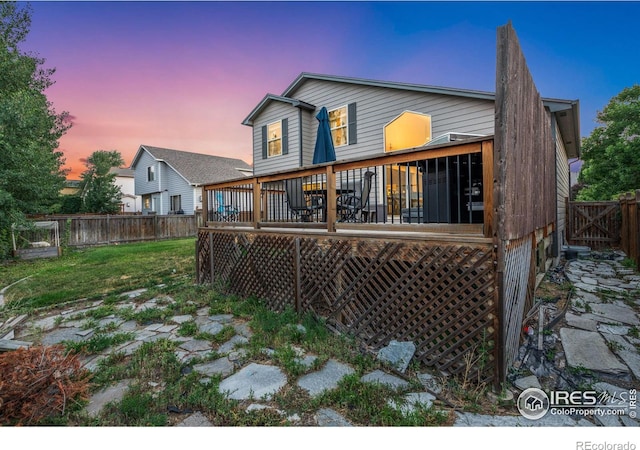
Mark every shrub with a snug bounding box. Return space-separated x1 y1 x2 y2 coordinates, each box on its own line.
0 345 91 425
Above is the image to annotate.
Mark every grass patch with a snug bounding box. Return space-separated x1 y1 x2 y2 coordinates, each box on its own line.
64 332 134 355
0 238 194 313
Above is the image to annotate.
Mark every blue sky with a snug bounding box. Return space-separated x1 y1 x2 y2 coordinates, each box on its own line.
22 1 640 176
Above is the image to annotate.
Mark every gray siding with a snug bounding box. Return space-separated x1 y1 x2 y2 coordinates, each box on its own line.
134 151 160 196
249 79 496 175
162 163 198 214
253 102 301 175
134 150 199 214
291 80 495 162
555 119 570 247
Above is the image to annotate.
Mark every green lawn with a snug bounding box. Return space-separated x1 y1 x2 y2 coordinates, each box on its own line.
0 238 195 313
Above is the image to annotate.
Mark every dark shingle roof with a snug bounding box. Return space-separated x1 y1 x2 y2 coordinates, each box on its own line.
135 146 252 185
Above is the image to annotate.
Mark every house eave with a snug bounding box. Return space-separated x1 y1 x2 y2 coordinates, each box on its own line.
242 94 316 126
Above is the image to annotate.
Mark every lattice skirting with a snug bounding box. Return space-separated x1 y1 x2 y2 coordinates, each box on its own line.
197 230 498 383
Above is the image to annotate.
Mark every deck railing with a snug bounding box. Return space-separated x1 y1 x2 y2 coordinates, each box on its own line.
202 137 494 238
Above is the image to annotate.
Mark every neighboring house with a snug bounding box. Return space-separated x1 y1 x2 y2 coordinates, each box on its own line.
61 179 81 196
110 167 142 214
242 72 580 251
131 145 252 215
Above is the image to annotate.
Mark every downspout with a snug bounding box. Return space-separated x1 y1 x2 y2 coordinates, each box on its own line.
158 162 163 214
299 108 304 168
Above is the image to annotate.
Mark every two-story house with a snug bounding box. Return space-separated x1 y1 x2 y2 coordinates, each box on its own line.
241 72 579 251
131 145 252 215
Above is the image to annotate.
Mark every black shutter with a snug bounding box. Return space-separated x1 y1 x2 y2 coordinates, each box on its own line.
348 102 357 145
261 125 268 159
282 118 289 155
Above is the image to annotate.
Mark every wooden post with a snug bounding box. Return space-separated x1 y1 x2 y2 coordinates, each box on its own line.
326 166 336 233
294 237 301 313
482 140 494 239
253 180 261 229
195 236 201 284
209 231 215 286
201 186 208 226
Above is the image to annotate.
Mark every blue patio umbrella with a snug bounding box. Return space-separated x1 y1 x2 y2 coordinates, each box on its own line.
312 107 337 164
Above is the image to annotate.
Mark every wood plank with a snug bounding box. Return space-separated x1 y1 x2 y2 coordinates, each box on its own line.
0 339 32 351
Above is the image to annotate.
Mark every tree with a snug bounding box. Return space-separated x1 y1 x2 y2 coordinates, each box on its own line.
578 85 640 200
78 150 124 214
0 2 70 257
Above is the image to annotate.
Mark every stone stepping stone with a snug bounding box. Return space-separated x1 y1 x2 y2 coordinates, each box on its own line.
81 354 107 372
597 324 630 335
297 354 318 369
315 408 352 426
233 323 253 338
198 322 224 335
40 327 88 345
171 315 193 324
120 288 147 299
513 375 541 390
417 373 442 394
589 303 640 326
176 411 212 427
97 317 123 328
142 332 171 343
209 314 234 323
616 349 640 379
377 340 415 373
114 339 144 356
218 335 249 354
559 328 629 376
193 357 235 378
573 283 599 293
85 379 131 418
135 329 158 341
454 412 594 427
218 363 287 401
388 392 435 414
30 315 59 332
297 359 354 397
196 307 210 316
156 324 178 333
179 339 213 353
565 312 598 332
360 370 410 390
245 403 300 423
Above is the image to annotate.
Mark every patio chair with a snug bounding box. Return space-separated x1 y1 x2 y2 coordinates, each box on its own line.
337 171 376 222
284 178 323 222
212 191 238 222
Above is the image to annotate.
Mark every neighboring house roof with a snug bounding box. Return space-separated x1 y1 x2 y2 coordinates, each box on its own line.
131 145 253 186
110 167 134 178
244 72 581 158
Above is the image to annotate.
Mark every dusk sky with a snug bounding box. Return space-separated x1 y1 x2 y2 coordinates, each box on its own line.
23 1 640 178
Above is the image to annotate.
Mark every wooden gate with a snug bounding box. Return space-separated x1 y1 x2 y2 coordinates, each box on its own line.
567 201 620 249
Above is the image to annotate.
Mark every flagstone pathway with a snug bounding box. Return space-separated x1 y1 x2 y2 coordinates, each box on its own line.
2 251 639 427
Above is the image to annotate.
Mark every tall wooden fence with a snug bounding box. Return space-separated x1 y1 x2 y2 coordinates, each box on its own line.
493 23 558 381
620 191 640 268
567 201 621 250
29 214 198 247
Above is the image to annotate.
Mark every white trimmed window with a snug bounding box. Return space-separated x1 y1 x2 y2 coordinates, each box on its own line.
267 121 282 157
329 106 348 147
147 166 155 181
